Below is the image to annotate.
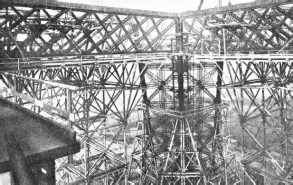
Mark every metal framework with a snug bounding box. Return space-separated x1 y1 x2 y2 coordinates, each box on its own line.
193 54 293 184
1 0 293 184
182 0 293 53
0 53 170 184
0 0 176 58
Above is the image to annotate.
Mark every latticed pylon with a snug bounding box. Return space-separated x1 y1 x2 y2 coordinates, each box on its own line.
126 103 160 184
160 112 207 184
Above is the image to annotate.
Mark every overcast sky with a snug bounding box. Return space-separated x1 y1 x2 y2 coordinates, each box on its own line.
58 0 254 13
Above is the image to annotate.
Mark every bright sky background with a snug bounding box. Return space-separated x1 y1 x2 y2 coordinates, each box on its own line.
58 0 255 13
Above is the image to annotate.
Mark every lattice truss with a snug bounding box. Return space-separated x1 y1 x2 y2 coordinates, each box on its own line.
224 60 293 184
182 3 293 53
0 54 173 184
193 54 293 184
0 2 176 58
0 53 233 184
141 55 233 184
145 56 219 109
2 0 293 185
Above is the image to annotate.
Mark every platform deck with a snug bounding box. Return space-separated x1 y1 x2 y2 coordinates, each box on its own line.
0 97 80 173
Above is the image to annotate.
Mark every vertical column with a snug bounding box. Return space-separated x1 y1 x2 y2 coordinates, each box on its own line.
175 18 185 111
176 19 185 184
261 63 266 185
214 61 223 135
212 61 224 177
84 93 89 185
66 89 73 163
121 62 128 185
4 133 38 185
180 119 186 185
138 63 149 181
5 133 57 185
222 28 226 55
84 136 89 185
124 126 127 185
13 75 19 104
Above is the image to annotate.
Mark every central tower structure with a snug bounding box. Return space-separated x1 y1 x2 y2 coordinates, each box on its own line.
158 20 228 184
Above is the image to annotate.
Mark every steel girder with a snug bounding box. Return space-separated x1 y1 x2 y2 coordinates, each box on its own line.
144 54 231 184
180 9 293 184
1 1 293 185
181 2 293 53
0 53 231 184
0 2 176 58
2 0 293 59
0 53 171 184
2 1 293 58
192 54 293 184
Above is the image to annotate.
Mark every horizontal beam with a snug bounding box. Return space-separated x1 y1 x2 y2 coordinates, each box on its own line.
2 0 291 20
192 54 293 61
4 73 79 90
2 87 70 119
0 0 178 18
180 0 292 18
0 53 169 71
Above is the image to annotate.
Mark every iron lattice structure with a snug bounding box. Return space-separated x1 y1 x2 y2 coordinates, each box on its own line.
1 0 293 184
182 0 293 53
0 0 176 58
